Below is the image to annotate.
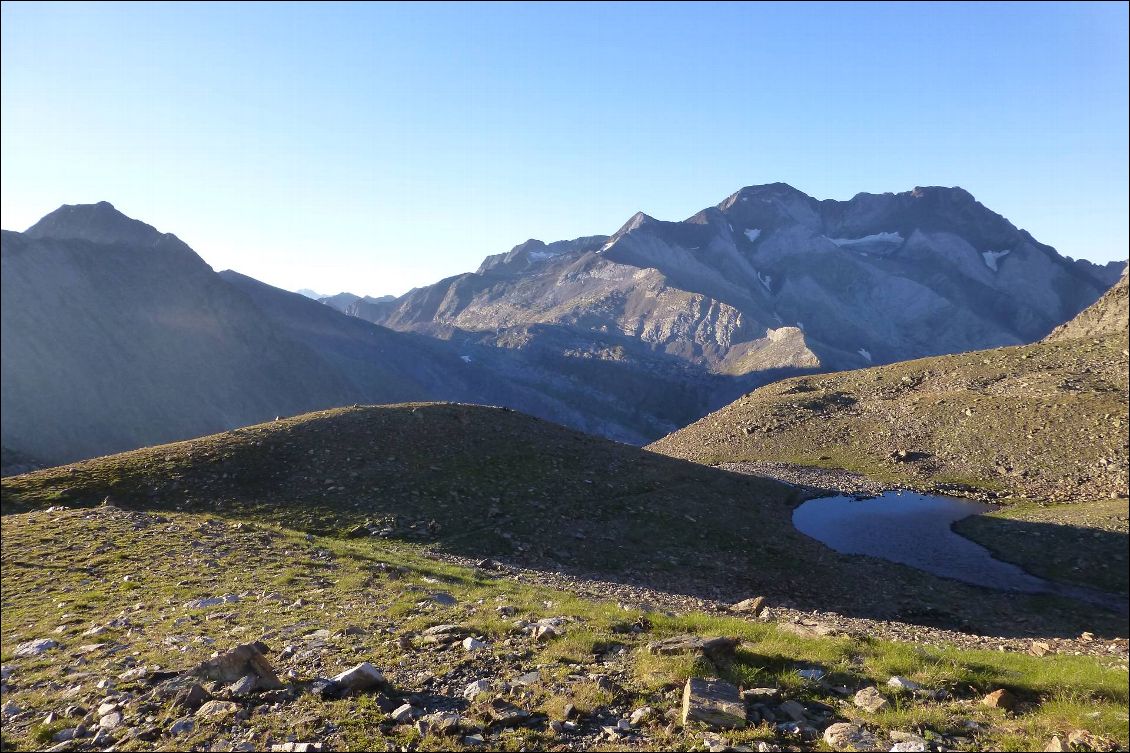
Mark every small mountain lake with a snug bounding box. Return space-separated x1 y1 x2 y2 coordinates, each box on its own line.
793 491 1127 613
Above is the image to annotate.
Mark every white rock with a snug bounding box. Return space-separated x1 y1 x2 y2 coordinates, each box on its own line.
330 662 385 692
823 722 876 750
183 595 239 609
462 637 486 652
228 673 258 696
890 742 928 752
390 703 416 723
464 679 491 699
169 717 194 736
630 706 653 726
887 676 921 691
534 624 561 641
15 639 59 657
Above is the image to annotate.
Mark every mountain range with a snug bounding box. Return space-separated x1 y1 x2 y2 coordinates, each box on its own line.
1 186 1124 471
350 184 1122 375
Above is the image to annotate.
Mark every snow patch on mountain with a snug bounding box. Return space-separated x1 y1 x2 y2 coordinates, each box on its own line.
857 347 872 362
744 228 762 243
827 232 904 248
982 249 1011 271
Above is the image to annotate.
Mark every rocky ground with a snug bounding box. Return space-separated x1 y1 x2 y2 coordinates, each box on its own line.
2 505 1128 753
648 332 1130 504
4 404 1126 643
433 550 1127 660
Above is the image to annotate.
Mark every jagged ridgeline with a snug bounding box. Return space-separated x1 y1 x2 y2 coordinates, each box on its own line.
649 269 1130 502
2 186 1124 471
353 183 1122 375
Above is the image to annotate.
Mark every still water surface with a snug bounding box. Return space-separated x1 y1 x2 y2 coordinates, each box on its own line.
792 491 1126 613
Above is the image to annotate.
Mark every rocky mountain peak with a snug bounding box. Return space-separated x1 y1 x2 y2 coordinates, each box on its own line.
511 238 548 253
909 185 976 202
619 211 657 234
477 236 609 275
24 201 170 247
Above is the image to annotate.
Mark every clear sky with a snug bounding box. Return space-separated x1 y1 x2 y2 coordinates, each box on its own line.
2 1 1127 296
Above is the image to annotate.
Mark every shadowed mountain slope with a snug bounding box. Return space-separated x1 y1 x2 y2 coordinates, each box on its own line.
2 203 763 469
1046 265 1128 342
2 402 1124 637
0 204 358 467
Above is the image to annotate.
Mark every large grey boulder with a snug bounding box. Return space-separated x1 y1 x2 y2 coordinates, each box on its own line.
681 677 747 730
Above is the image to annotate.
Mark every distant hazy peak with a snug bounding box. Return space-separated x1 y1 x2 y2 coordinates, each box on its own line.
909 185 976 201
613 211 657 236
477 235 609 274
24 201 170 247
510 238 548 253
723 182 806 201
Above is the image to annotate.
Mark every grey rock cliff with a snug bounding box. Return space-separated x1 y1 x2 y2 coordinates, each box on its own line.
356 184 1123 377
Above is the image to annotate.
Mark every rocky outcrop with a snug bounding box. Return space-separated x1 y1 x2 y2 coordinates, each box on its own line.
681 678 747 730
1045 266 1128 342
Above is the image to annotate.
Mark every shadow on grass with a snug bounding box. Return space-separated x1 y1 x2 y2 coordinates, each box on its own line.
2 403 1126 641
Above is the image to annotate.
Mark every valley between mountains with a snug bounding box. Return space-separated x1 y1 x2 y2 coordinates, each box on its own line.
1 185 1127 753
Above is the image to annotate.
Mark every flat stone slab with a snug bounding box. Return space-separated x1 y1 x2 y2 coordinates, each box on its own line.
681 677 747 730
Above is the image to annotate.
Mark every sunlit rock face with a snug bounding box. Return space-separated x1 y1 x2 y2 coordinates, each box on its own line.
354 183 1123 374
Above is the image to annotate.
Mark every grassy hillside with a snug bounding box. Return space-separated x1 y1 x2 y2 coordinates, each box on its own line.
648 332 1129 504
1 505 1126 753
2 404 1123 640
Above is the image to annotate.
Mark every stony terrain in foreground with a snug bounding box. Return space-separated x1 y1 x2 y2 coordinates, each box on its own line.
2 403 1128 752
2 504 1127 753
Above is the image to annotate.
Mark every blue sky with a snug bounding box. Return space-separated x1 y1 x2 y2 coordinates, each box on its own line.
2 1 1127 296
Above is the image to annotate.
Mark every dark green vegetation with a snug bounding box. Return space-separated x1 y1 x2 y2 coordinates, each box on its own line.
2 505 1126 752
2 403 1125 639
